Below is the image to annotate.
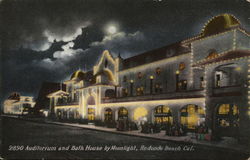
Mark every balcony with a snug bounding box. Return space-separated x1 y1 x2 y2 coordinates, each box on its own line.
56 101 79 106
103 89 205 103
212 84 243 97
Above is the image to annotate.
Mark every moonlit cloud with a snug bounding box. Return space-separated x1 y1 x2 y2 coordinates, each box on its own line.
22 22 91 52
35 41 84 70
43 22 91 42
53 41 83 59
91 31 145 47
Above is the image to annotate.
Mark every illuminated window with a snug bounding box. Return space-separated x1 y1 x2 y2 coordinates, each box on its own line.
104 108 112 122
218 104 230 114
118 107 128 120
156 67 161 75
180 105 205 129
154 105 173 126
88 108 95 121
206 49 218 59
177 80 187 90
217 104 239 128
179 62 185 71
233 105 239 115
122 88 128 97
136 86 144 96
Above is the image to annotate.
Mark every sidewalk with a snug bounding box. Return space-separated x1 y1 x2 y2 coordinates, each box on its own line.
2 115 249 154
44 120 249 153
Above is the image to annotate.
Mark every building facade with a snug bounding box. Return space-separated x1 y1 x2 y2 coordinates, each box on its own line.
3 92 35 115
47 14 250 142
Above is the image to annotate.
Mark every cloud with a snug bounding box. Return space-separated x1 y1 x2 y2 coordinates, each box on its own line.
53 42 83 59
20 22 91 52
91 31 145 47
89 31 149 58
30 41 52 51
35 41 83 70
43 22 90 42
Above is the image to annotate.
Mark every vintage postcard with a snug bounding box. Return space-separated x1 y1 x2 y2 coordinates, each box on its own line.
0 0 250 159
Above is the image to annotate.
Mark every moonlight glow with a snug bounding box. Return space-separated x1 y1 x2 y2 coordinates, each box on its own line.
107 25 117 34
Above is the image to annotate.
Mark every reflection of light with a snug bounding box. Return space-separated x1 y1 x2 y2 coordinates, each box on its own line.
150 75 154 79
176 70 180 75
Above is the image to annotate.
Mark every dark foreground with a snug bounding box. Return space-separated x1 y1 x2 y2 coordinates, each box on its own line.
0 116 249 160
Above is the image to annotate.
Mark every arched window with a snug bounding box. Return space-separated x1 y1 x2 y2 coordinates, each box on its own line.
88 108 95 121
180 104 205 129
105 108 112 122
154 105 172 126
206 49 218 59
105 89 115 98
87 96 95 105
118 107 128 120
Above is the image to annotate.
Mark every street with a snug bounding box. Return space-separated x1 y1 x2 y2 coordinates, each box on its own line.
1 116 249 160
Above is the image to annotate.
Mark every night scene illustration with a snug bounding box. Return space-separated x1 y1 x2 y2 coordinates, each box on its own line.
0 0 250 160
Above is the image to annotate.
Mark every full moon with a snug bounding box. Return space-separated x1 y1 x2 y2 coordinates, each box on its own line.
107 25 117 34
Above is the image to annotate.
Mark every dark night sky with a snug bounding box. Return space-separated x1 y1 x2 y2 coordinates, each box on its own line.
0 0 250 106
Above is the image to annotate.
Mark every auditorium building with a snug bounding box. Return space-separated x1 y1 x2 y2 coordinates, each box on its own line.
47 14 250 142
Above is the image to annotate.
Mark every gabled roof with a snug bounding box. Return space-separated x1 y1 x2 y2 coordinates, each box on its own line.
47 90 69 98
70 70 85 80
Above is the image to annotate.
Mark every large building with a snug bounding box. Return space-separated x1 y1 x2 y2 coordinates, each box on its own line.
47 14 250 142
34 82 66 116
3 92 35 115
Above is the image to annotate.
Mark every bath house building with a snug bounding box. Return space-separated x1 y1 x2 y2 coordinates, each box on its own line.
47 14 250 142
3 92 35 115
